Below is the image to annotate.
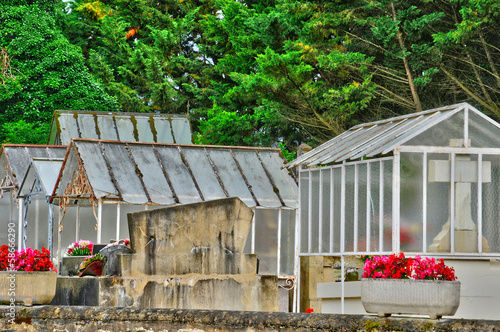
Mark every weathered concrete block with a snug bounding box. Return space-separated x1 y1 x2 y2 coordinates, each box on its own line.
126 197 256 275
50 276 100 306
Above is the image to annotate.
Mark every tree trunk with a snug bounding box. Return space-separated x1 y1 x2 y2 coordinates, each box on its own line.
390 2 422 112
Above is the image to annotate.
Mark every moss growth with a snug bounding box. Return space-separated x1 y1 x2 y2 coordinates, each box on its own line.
364 319 380 332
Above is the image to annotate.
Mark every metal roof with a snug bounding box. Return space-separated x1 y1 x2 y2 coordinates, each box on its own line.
287 102 500 167
18 159 64 197
52 139 298 208
48 110 194 145
0 145 68 190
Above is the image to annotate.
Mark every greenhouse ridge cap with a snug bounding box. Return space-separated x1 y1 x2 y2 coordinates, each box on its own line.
70 138 281 152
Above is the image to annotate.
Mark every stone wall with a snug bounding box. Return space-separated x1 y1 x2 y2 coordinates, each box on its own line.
1 306 499 331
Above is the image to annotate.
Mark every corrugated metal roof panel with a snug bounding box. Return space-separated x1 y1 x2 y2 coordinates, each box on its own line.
73 141 119 199
0 145 67 188
127 145 176 205
48 110 193 145
53 139 298 208
286 103 471 167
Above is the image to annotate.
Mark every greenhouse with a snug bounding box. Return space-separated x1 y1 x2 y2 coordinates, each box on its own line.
50 138 299 280
0 145 67 248
288 102 500 257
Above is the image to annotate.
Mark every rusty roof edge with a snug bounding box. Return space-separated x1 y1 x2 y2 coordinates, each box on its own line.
69 138 281 152
54 110 190 118
49 143 78 203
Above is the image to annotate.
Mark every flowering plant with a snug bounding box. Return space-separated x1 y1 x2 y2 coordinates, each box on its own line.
67 240 94 256
79 253 107 271
362 253 457 281
0 245 56 272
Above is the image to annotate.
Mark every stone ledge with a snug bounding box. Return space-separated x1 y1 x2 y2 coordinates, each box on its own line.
1 306 499 331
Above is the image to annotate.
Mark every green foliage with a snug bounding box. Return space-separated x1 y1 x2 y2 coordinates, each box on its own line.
0 1 118 144
279 142 296 163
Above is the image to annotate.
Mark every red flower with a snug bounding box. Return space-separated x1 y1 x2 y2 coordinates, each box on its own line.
306 308 314 313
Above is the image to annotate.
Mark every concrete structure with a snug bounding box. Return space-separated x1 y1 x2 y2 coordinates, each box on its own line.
52 198 279 312
2 306 500 332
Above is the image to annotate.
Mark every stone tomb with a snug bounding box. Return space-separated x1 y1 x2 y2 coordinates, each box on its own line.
52 197 278 311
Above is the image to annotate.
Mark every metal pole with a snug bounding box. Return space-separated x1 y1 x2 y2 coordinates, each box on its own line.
354 164 359 252
340 162 346 314
450 153 455 254
97 200 102 243
422 152 427 253
477 154 483 254
393 151 401 252
277 209 282 276
76 206 80 241
116 203 121 241
17 196 23 249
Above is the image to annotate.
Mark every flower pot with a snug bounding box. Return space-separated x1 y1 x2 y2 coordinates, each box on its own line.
0 271 58 306
78 260 106 277
61 256 87 276
361 278 461 319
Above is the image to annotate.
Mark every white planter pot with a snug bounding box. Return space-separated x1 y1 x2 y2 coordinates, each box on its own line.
0 271 58 306
361 278 460 319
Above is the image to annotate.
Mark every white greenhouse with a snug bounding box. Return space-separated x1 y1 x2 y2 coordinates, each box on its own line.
287 102 500 319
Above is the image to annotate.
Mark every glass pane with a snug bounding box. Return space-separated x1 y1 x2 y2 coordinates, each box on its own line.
383 160 393 252
400 153 423 252
25 197 50 250
480 155 500 253
171 117 193 144
75 141 118 198
77 113 99 140
97 115 118 141
155 146 201 204
233 150 281 207
309 170 320 253
206 149 255 207
34 160 63 195
426 153 450 252
100 143 148 204
114 116 136 142
135 116 155 143
320 169 331 253
279 209 296 276
357 164 367 252
344 165 354 252
369 162 380 252
58 205 80 254
0 192 16 247
182 148 226 201
405 111 464 146
254 209 278 275
153 117 174 143
468 112 500 148
332 167 341 253
258 151 298 208
128 146 176 205
299 171 309 254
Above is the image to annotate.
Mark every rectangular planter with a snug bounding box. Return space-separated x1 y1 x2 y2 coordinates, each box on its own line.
61 256 87 276
361 278 460 319
0 271 57 306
